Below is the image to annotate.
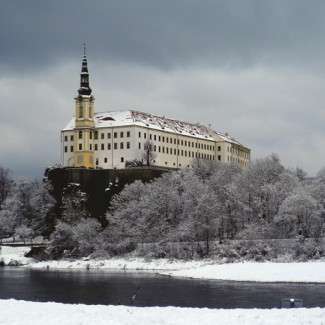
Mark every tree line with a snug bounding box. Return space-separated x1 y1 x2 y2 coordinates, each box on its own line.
1 154 325 259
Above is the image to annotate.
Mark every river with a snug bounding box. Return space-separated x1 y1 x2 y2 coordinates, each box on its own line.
1 268 325 308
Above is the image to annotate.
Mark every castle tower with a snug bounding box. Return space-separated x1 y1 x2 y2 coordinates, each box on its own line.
73 45 95 168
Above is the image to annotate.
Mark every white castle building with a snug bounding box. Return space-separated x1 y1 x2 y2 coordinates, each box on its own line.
61 54 251 170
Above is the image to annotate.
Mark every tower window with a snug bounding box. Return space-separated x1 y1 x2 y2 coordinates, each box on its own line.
79 131 82 139
138 142 141 149
144 133 147 139
218 155 221 161
79 106 83 118
79 144 82 150
64 136 68 142
90 132 92 139
94 131 98 140
127 131 130 137
139 132 141 138
154 135 157 141
64 146 68 153
218 146 221 151
89 144 92 150
70 135 74 141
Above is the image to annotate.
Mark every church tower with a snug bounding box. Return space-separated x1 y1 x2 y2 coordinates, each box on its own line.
73 45 95 168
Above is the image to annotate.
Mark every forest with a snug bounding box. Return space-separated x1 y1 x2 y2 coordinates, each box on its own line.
1 154 325 261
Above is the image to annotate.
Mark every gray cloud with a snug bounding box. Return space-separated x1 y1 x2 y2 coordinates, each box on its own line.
2 1 325 71
1 1 325 177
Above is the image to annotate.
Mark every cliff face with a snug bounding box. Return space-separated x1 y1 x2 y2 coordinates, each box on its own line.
46 167 167 223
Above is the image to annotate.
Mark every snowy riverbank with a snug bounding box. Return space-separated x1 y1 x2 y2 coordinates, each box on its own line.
0 299 324 325
0 246 34 266
31 257 325 283
2 246 325 283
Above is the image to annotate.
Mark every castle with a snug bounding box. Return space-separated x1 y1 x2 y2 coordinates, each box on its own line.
61 53 250 170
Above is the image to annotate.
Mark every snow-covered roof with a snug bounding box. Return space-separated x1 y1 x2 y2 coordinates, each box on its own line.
63 110 246 147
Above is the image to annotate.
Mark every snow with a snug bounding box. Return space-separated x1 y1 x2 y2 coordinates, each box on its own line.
63 110 243 145
30 257 325 283
161 261 325 283
0 246 34 265
0 299 324 325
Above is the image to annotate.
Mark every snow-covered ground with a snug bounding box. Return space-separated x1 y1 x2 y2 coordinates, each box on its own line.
0 299 324 325
2 246 325 283
0 246 34 266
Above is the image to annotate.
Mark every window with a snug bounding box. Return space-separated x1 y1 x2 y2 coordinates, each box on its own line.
70 146 74 152
64 146 68 153
218 146 221 151
159 136 161 142
139 132 141 138
158 146 161 153
166 147 169 154
218 155 221 161
95 144 98 151
107 143 111 150
107 133 111 139
64 136 68 142
89 144 92 150
96 159 99 166
94 131 98 140
127 142 130 149
181 140 183 146
70 135 74 141
101 143 104 150
162 147 165 153
104 157 108 163
150 134 152 140
154 145 156 152
154 135 157 141
144 133 147 139
101 133 104 139
79 131 82 139
79 106 83 118
174 139 176 145
127 131 130 137
138 142 141 149
114 143 118 150
121 157 124 163
120 142 124 149
114 132 117 139
90 132 92 140
166 137 169 143
162 136 165 142
120 132 124 138
184 140 187 146
79 143 82 150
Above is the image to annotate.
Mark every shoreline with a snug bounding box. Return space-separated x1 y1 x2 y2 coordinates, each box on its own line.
2 247 325 283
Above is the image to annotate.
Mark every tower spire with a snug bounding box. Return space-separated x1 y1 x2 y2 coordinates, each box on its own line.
78 43 92 96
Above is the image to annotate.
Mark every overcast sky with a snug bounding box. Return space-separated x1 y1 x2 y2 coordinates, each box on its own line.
1 0 325 177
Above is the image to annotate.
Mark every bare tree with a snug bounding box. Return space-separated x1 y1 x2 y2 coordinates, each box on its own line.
142 140 156 167
0 166 12 209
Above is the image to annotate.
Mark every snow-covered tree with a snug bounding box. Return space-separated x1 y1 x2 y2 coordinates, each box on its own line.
61 183 88 224
14 225 34 243
274 188 322 238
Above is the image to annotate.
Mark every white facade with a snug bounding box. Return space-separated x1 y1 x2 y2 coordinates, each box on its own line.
61 110 250 169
